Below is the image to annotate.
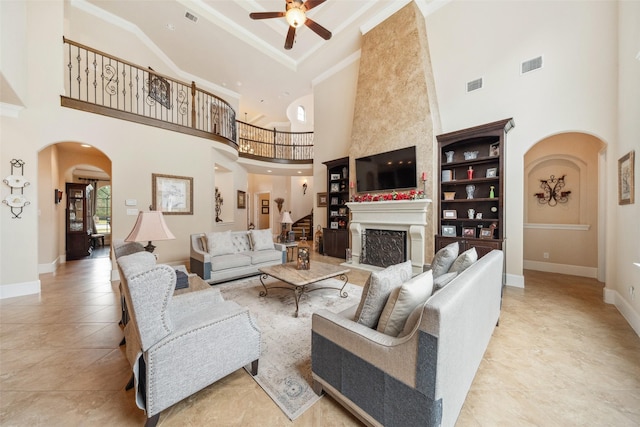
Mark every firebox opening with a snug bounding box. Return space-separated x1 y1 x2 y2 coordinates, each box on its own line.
360 229 407 268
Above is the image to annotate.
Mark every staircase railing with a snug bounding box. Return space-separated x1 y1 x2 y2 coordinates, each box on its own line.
237 121 313 162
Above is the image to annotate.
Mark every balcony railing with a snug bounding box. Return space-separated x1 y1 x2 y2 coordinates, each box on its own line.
61 37 313 163
237 121 313 162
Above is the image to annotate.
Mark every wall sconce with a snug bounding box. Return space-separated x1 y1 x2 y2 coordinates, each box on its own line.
302 181 308 195
54 189 63 204
534 174 571 206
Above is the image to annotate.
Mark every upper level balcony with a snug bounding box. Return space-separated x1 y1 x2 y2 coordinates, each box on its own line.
61 37 313 164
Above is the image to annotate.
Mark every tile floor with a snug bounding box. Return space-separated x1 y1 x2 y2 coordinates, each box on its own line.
1 251 639 426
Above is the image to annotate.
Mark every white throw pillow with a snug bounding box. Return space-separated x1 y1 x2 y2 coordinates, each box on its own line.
206 230 234 256
431 242 459 278
354 260 413 328
377 270 434 337
398 302 425 338
448 247 478 274
249 229 275 251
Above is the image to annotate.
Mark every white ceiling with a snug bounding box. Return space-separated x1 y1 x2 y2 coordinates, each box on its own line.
79 0 439 128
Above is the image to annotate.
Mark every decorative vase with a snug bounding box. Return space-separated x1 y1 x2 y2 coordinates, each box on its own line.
489 186 495 198
466 185 475 199
445 151 454 163
468 208 475 219
467 166 474 180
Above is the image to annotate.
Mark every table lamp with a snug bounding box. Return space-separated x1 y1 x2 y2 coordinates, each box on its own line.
125 211 175 252
280 211 293 243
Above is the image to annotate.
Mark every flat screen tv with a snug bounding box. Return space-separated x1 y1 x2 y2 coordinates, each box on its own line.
355 146 417 193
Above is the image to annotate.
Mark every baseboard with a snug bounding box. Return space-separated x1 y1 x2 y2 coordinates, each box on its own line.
505 273 524 288
0 280 41 299
604 288 640 338
38 256 61 274
523 260 598 278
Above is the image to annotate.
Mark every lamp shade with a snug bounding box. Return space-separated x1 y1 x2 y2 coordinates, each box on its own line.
281 211 293 224
125 211 175 252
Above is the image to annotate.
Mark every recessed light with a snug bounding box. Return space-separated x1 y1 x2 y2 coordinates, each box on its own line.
267 170 272 173
297 171 302 174
166 23 175 31
81 144 91 148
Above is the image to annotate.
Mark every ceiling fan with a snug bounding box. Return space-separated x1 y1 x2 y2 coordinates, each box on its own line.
250 0 332 50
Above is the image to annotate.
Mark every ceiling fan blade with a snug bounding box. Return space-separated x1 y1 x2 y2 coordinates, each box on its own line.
284 26 296 50
302 0 326 12
250 11 286 20
304 18 332 40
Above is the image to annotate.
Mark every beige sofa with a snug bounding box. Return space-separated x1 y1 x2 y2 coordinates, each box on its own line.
311 250 504 427
190 229 286 284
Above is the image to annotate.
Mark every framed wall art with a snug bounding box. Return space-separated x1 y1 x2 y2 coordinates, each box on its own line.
443 209 457 219
317 192 327 207
237 190 246 209
462 227 476 238
148 73 172 109
479 228 493 239
152 173 193 215
261 206 269 214
618 150 635 205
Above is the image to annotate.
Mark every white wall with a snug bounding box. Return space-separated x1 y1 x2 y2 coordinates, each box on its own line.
425 0 619 287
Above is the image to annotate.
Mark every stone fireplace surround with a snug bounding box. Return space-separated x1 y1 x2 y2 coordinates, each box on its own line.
346 199 432 275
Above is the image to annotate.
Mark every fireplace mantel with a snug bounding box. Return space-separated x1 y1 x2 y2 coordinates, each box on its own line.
346 199 432 274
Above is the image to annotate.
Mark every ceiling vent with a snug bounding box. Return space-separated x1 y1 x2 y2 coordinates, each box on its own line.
466 78 483 93
521 56 543 74
185 11 198 23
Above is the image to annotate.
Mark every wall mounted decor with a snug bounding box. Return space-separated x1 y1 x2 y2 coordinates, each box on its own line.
3 159 30 218
317 192 327 207
534 174 571 207
237 190 246 209
148 70 172 109
618 150 635 205
54 189 63 204
214 187 223 222
152 173 193 215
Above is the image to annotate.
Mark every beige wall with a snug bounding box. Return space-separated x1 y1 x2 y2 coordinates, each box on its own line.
523 133 603 276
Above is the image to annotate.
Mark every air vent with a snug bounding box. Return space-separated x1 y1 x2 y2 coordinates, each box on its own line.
521 56 543 74
466 78 483 92
185 11 198 23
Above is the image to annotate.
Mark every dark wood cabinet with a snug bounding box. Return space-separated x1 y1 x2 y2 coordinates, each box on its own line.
66 183 90 260
323 157 350 258
435 118 514 259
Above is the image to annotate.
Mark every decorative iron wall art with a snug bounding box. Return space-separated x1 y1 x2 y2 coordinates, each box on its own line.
148 68 172 109
3 159 30 218
534 174 571 206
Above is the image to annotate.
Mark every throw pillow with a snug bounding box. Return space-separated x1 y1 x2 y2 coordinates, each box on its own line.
206 230 234 257
198 235 208 253
433 271 458 291
377 270 434 337
431 242 459 278
249 229 275 251
398 302 425 338
354 260 413 328
448 247 478 274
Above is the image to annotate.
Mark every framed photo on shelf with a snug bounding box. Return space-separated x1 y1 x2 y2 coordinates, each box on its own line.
489 143 499 157
330 183 340 193
330 222 339 229
330 173 341 180
330 210 338 217
486 168 497 178
317 192 327 207
152 173 193 215
237 190 246 209
443 209 457 219
462 227 476 238
618 150 635 205
442 225 456 237
338 207 347 215
479 228 493 239
331 197 339 205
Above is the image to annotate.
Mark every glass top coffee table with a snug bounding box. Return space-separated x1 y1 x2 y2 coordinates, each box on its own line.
258 261 350 317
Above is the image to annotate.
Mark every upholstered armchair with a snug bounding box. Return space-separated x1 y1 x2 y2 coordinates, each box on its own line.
117 252 261 427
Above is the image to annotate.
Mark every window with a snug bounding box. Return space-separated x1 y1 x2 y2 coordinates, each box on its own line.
297 105 306 122
96 185 111 233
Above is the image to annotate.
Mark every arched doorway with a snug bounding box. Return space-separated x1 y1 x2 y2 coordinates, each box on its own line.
523 132 606 280
37 142 112 272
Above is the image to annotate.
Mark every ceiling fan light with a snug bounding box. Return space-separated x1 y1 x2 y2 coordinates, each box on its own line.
286 8 306 28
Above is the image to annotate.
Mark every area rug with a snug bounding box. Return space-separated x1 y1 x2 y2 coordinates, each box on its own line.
216 276 363 420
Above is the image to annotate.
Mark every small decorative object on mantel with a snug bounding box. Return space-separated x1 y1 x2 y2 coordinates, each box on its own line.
534 174 571 207
2 159 30 219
